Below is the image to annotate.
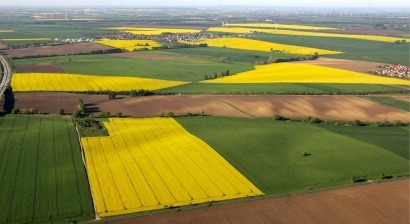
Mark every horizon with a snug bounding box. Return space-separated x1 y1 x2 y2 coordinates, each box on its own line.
1 0 410 8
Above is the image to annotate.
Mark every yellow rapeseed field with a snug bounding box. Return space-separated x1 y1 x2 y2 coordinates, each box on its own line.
82 118 263 217
198 37 342 55
95 39 162 51
0 29 14 32
207 27 410 43
107 27 202 35
11 73 187 92
227 23 339 30
202 63 410 84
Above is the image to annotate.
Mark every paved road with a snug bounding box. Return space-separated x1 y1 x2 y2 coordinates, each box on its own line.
0 54 11 96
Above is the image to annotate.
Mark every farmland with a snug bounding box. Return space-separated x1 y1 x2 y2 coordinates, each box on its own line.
197 37 342 55
207 27 410 43
177 117 409 194
0 5 409 224
202 63 410 84
81 118 263 217
95 39 161 51
11 73 187 92
0 115 94 223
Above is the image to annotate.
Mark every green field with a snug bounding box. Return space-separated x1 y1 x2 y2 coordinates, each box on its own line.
162 82 404 94
177 117 409 194
361 96 409 112
12 54 254 82
254 34 410 65
0 115 94 223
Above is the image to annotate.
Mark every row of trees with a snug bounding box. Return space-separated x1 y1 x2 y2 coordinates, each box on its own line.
204 70 230 80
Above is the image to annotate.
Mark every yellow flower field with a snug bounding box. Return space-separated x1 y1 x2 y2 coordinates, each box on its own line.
202 63 410 84
95 39 162 51
0 29 14 32
207 27 410 43
198 37 342 55
82 118 263 217
226 23 338 30
11 73 187 92
107 27 202 35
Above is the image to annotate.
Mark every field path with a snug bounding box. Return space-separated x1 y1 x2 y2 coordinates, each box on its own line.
97 179 409 224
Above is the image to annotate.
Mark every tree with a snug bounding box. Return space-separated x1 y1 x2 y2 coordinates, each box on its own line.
78 98 85 113
58 108 65 115
225 70 230 76
108 92 116 99
11 108 20 114
73 110 81 118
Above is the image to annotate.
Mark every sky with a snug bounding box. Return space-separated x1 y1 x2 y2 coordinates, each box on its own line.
0 0 409 7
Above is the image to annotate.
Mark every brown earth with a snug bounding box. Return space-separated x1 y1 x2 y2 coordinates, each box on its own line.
294 57 385 73
13 93 409 121
94 95 410 122
13 92 107 114
13 63 66 73
0 43 7 50
4 42 113 58
99 179 409 224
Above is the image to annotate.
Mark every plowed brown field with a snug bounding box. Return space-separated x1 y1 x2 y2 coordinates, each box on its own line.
99 180 409 224
14 63 66 73
294 57 384 73
94 95 409 122
12 93 409 121
5 42 113 58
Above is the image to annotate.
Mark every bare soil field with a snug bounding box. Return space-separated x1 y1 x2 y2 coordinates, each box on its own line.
13 63 66 73
100 179 409 224
391 95 410 102
294 57 384 73
13 92 107 114
94 95 410 122
4 42 113 58
0 43 7 50
12 93 409 121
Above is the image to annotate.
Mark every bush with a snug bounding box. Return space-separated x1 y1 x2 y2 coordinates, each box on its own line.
116 112 122 118
58 108 65 115
11 108 20 114
273 114 287 121
73 110 81 118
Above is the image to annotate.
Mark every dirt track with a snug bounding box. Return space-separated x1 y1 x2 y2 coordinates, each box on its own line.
99 179 409 224
294 57 384 73
13 93 409 122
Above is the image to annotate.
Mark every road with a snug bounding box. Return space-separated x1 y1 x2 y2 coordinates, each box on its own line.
0 54 11 96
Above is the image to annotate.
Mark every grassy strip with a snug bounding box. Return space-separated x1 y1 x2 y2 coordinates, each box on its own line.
176 117 409 195
361 96 409 112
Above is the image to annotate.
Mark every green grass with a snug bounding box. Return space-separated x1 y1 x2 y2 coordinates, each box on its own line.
323 125 410 159
162 83 404 94
0 115 94 223
165 47 300 64
254 34 410 65
12 54 254 82
176 117 409 194
361 96 409 112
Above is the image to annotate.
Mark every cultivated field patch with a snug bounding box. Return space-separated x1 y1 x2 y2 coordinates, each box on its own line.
81 118 263 217
0 115 94 223
177 117 409 194
14 63 66 73
202 63 410 84
5 42 114 58
11 73 187 92
207 27 410 43
196 37 342 55
107 27 202 35
226 23 339 30
95 39 161 51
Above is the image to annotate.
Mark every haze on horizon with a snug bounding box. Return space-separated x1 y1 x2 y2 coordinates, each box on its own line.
1 0 409 8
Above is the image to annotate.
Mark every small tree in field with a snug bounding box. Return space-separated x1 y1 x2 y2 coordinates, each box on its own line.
58 108 65 115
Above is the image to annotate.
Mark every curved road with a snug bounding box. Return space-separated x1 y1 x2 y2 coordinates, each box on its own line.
0 54 11 96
